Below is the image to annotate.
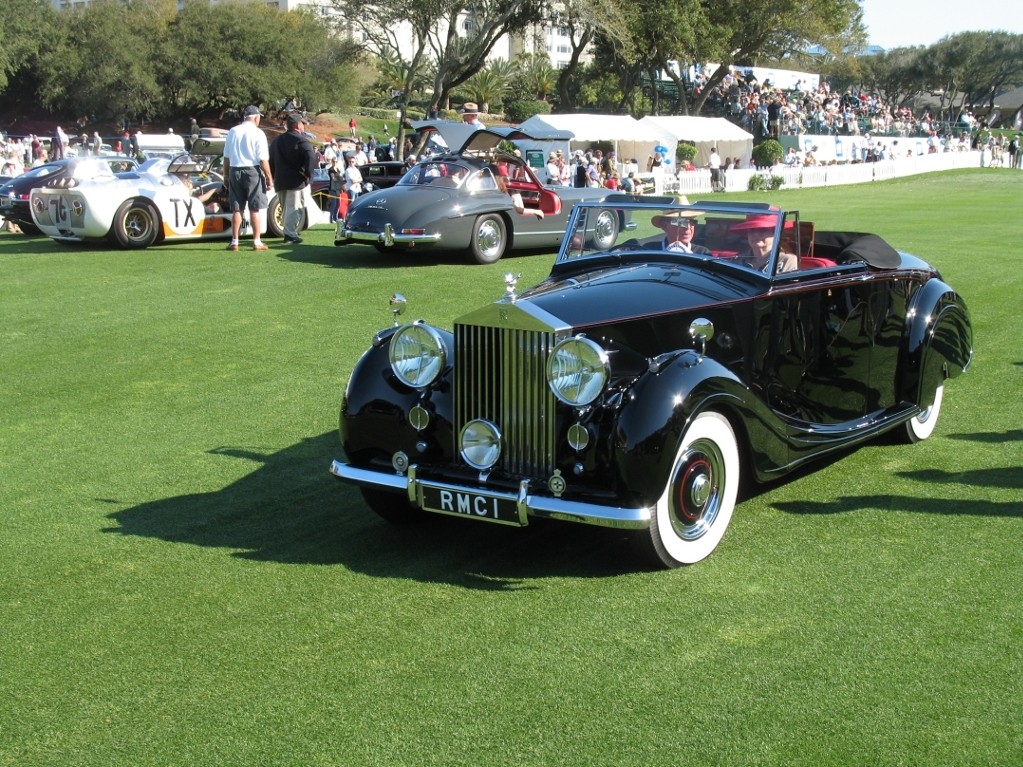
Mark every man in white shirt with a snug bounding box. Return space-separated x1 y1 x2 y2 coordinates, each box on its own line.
708 147 723 191
223 105 273 251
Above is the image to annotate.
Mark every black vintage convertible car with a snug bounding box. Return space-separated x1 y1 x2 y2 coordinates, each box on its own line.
330 197 973 567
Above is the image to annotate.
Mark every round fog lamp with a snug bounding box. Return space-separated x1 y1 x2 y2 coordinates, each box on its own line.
460 419 502 470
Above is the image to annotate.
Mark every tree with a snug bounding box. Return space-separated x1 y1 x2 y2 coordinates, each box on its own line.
855 47 928 110
514 53 558 102
611 0 865 116
634 0 714 115
329 0 451 156
0 0 53 95
927 32 1023 121
166 0 362 119
422 0 547 116
461 60 515 112
36 0 176 125
548 0 633 111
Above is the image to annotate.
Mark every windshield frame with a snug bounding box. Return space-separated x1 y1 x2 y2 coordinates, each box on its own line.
557 197 803 279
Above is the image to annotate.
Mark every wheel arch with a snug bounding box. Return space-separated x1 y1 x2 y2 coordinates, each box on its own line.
493 209 515 250
614 353 763 506
900 279 973 409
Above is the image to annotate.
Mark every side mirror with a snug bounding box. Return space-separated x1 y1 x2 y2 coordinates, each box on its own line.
389 293 407 326
689 317 714 361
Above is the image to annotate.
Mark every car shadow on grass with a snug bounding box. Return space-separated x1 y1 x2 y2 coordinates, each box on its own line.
0 232 81 254
773 491 1022 517
102 431 648 588
946 428 1023 444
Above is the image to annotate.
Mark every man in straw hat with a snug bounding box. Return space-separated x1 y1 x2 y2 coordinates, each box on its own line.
650 196 710 253
461 102 485 129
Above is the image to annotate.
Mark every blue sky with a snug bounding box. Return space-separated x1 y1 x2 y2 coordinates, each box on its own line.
860 0 1023 49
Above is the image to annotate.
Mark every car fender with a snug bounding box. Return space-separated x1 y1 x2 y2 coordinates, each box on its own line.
340 326 456 467
434 196 518 251
900 278 973 408
613 351 769 504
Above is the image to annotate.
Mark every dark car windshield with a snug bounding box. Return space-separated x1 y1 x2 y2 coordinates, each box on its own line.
16 163 66 181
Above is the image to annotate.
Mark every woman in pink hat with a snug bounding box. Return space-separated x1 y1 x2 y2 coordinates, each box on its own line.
731 213 798 274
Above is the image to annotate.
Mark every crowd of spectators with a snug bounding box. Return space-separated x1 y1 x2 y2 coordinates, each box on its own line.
696 70 978 140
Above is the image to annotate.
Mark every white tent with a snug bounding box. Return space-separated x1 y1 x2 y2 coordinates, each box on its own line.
517 113 677 170
640 116 754 168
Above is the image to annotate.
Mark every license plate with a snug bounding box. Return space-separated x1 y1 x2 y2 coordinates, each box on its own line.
420 484 523 526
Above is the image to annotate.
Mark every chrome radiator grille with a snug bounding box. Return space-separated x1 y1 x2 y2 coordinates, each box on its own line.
454 323 557 477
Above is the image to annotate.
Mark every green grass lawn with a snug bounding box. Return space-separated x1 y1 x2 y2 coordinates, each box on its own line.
2 170 1021 766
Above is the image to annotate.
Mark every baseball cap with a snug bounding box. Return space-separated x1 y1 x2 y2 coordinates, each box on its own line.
286 112 304 127
243 105 262 117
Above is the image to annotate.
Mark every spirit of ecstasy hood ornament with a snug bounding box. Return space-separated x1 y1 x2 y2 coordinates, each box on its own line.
503 272 521 301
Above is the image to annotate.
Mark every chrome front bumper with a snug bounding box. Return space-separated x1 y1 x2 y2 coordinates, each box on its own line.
329 459 651 531
341 222 442 246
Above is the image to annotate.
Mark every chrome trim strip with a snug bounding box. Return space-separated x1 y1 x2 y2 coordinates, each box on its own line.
329 460 651 530
341 226 442 245
330 459 407 490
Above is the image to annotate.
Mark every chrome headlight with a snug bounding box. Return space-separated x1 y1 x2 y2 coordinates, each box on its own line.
546 336 609 406
388 321 447 388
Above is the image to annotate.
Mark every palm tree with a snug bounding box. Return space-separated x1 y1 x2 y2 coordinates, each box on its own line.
462 60 515 112
516 53 558 102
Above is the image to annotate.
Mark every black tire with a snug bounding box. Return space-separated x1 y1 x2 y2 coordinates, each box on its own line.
16 221 41 236
899 384 944 443
589 207 619 251
360 488 427 524
470 213 507 264
641 411 740 568
111 199 159 249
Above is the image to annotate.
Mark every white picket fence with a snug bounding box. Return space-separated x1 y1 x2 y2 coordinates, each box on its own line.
656 150 992 197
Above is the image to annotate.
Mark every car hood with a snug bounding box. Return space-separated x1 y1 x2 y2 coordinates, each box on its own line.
457 261 757 332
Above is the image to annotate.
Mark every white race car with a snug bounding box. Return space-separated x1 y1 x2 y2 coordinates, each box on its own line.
29 151 327 249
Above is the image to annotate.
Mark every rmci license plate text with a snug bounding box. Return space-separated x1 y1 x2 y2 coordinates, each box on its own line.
420 485 523 526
